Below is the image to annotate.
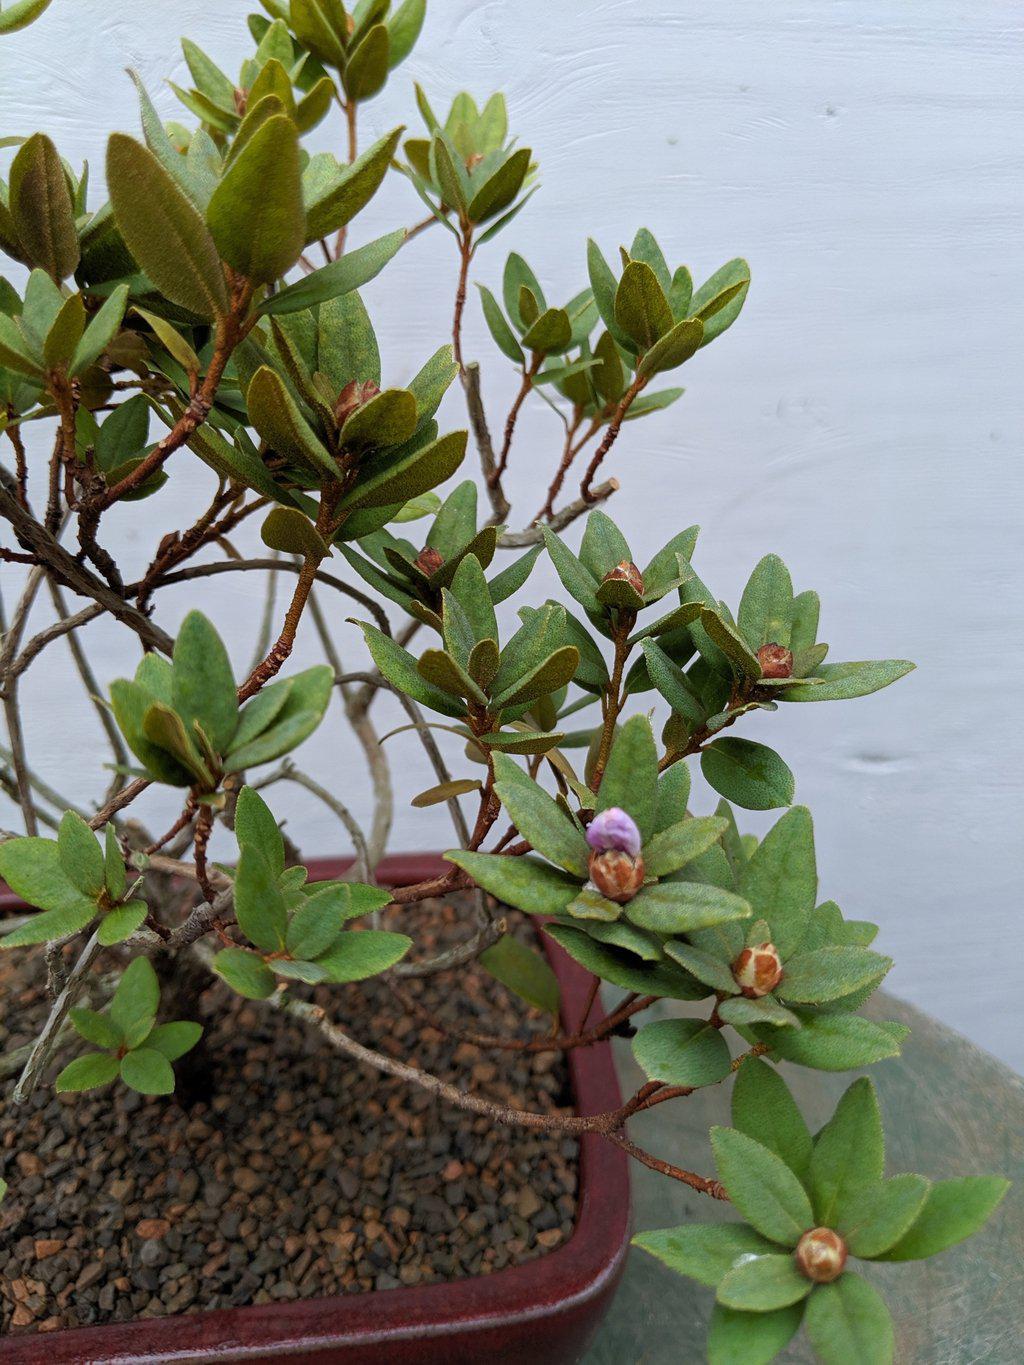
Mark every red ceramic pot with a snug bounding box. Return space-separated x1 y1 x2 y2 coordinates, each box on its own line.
1 854 631 1364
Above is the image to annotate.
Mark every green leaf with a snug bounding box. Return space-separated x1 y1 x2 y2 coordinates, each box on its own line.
55 1052 120 1094
213 946 277 999
445 850 581 917
478 284 524 363
8 133 79 281
643 816 728 878
57 810 104 897
626 881 751 935
707 1303 805 1365
291 0 346 66
716 1254 813 1312
126 69 200 198
315 928 412 982
207 115 304 284
764 1013 906 1071
418 647 487 703
224 667 332 769
492 645 579 709
340 388 418 450
109 957 160 1038
632 1017 732 1088
97 901 148 946
780 661 915 703
407 344 458 427
664 941 736 993
779 946 891 1005
71 283 129 377
343 22 390 102
357 623 464 718
711 1126 814 1247
232 683 293 761
545 923 705 1001
690 258 751 346
0 902 96 948
234 785 285 874
637 316 703 377
699 606 762 679
521 306 572 354
182 38 236 111
738 554 794 651
261 506 330 560
341 428 467 510
803 1274 894 1365
235 845 288 952
106 133 228 319
146 1020 203 1062
43 293 85 368
0 312 43 377
837 1174 931 1259
286 892 345 960
259 228 406 315
731 1057 812 1180
877 1176 1010 1262
596 714 658 842
0 0 55 35
171 610 238 755
808 1076 884 1225
303 881 391 924
480 933 560 1015
120 1046 176 1096
614 259 672 352
0 836 97 918
718 995 801 1029
247 365 336 476
492 753 590 875
69 1006 122 1050
467 147 532 225
387 0 426 67
541 527 600 615
411 777 481 808
633 1223 775 1288
739 807 817 960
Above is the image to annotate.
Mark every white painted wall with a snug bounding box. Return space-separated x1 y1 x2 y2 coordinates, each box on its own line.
2 2 1021 1069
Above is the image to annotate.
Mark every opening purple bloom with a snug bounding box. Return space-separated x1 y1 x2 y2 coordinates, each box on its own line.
585 807 641 857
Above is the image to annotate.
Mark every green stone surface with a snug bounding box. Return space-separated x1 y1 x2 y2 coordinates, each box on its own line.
585 992 1022 1363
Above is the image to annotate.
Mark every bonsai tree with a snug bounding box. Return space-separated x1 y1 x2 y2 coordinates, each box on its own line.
0 3 1007 1359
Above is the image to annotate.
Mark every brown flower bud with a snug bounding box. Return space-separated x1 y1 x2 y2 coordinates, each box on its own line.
757 642 794 679
795 1228 847 1283
589 849 645 904
466 151 484 172
732 942 783 998
233 88 248 117
602 560 644 596
334 379 381 429
413 545 444 576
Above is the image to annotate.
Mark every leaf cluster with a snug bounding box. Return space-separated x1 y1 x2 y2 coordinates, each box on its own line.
212 788 410 995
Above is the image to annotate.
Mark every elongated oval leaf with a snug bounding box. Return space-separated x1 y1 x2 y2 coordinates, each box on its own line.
106 133 228 319
207 115 304 284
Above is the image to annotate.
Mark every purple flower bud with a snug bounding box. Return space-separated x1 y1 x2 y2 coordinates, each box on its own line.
586 807 641 857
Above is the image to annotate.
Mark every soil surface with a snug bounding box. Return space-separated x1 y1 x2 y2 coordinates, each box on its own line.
0 894 579 1338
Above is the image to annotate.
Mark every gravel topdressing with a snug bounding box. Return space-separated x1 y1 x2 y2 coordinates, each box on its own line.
0 895 580 1338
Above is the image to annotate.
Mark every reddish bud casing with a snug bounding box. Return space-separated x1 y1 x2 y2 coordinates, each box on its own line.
757 643 794 679
795 1228 847 1283
334 379 381 429
413 546 444 576
602 560 644 596
732 942 783 998
588 849 644 904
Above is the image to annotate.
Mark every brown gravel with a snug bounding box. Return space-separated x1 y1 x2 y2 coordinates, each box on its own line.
0 895 579 1337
